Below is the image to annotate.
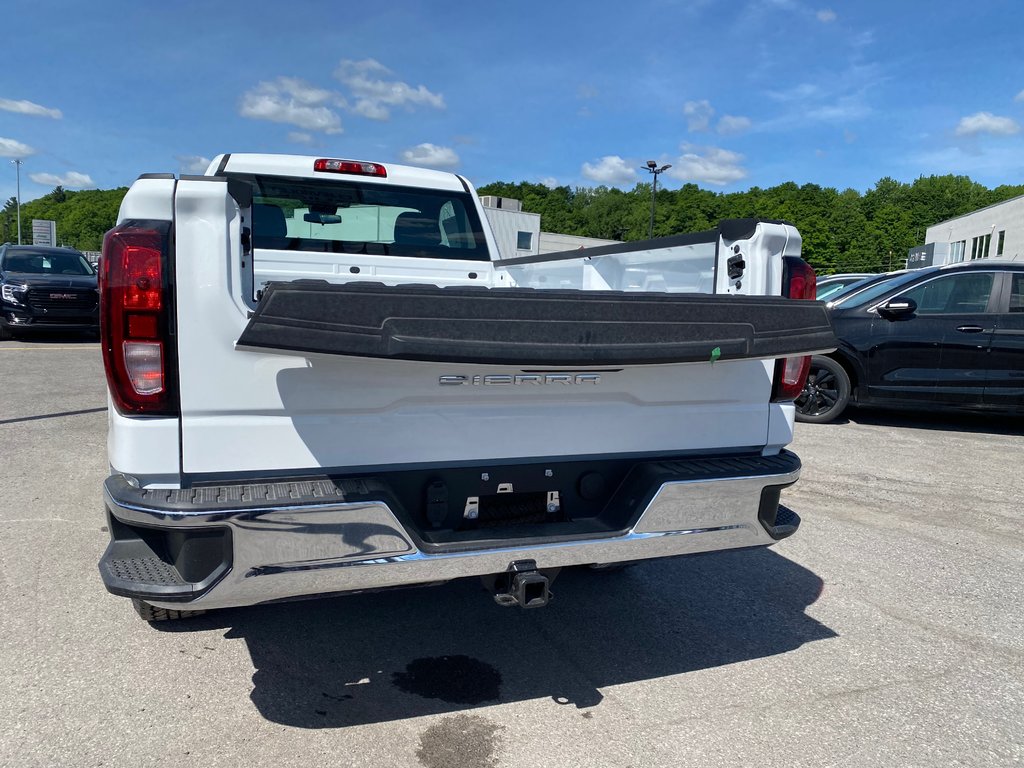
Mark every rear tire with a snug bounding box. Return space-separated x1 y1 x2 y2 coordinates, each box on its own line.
795 356 851 424
131 598 206 622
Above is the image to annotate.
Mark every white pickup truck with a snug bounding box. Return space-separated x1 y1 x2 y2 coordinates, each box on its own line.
97 153 835 621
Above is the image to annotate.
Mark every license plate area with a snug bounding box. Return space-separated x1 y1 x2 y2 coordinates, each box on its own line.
460 489 565 529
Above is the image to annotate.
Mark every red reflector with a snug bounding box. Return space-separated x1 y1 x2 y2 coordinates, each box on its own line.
313 158 387 177
126 312 159 339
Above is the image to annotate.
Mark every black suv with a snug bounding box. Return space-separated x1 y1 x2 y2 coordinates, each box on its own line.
0 244 99 339
796 260 1024 422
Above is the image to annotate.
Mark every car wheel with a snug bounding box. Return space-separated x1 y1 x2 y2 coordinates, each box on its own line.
131 598 207 622
795 356 851 424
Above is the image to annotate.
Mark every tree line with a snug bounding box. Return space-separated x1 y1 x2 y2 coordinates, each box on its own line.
2 187 127 252
478 175 1024 273
4 175 1023 273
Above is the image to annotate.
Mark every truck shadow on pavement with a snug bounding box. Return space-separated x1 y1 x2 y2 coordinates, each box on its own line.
156 544 834 728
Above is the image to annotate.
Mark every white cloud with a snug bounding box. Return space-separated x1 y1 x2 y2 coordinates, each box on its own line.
954 112 1020 137
335 59 444 121
239 77 344 134
717 114 751 135
287 131 316 146
581 156 638 187
767 83 821 102
667 145 747 186
815 148 827 158
805 95 871 122
176 155 211 174
1016 89 1024 102
0 98 62 119
400 143 459 169
29 171 95 188
683 99 714 132
538 177 559 188
0 137 35 157
816 9 837 22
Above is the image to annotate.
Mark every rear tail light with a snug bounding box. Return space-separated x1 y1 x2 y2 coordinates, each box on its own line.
782 256 816 300
100 221 177 415
772 355 812 401
313 158 387 177
773 256 817 402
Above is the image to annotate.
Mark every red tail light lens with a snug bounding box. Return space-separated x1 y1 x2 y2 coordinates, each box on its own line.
100 222 177 415
773 256 817 402
783 256 816 300
313 158 387 177
773 355 812 401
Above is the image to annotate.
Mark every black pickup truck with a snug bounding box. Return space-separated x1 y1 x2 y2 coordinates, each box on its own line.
0 244 99 339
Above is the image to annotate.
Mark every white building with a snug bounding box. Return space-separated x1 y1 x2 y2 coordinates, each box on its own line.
480 196 620 259
909 194 1024 268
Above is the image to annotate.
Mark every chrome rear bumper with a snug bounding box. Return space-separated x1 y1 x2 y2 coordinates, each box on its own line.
100 452 801 611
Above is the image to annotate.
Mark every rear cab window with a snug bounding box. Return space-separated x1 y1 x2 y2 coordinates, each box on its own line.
234 174 490 262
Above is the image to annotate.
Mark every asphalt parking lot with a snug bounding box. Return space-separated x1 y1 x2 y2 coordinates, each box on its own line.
1 338 1022 768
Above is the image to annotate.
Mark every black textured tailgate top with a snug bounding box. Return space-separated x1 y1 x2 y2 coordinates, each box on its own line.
236 281 837 366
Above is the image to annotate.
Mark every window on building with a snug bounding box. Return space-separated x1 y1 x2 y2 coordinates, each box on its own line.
516 231 533 250
949 240 966 263
970 235 991 260
997 230 1006 256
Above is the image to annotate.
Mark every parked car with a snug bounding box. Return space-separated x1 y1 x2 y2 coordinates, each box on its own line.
796 260 1024 423
815 272 874 302
824 269 911 307
0 244 99 339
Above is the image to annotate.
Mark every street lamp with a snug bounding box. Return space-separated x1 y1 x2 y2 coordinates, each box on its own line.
643 160 671 239
11 158 22 244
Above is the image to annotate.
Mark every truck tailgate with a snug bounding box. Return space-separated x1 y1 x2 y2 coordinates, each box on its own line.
171 177 829 476
236 281 835 365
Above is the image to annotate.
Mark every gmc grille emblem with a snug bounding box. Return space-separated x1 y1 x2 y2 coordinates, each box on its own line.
49 293 76 299
440 373 601 386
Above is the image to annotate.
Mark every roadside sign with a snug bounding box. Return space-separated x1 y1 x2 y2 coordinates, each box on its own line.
32 219 57 246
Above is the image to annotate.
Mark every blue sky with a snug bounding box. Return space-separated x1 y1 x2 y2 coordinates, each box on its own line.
1 0 1022 204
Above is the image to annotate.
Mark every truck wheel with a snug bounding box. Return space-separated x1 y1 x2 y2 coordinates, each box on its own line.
131 598 206 622
795 356 850 424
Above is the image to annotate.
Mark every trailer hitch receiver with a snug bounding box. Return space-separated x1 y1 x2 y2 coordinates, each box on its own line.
491 559 552 608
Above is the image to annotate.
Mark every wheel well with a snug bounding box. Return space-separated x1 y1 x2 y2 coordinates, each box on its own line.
825 351 859 397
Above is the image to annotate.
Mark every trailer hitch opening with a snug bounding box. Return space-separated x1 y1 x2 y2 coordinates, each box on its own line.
485 559 556 608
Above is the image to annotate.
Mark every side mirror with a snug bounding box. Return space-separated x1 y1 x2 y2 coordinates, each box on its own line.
877 297 917 320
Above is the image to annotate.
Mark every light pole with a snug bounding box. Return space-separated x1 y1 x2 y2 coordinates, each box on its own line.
643 160 671 239
11 158 22 244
